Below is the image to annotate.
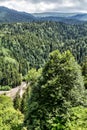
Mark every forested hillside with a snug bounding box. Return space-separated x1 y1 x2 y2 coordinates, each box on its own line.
0 6 35 23
0 22 87 88
0 21 87 130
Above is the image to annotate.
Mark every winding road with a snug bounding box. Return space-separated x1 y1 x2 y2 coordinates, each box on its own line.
0 82 27 100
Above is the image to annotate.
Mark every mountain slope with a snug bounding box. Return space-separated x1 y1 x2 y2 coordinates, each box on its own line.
71 14 87 21
0 6 35 23
33 12 87 24
0 6 87 24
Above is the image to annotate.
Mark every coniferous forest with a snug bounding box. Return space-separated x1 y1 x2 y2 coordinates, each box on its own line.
0 21 87 130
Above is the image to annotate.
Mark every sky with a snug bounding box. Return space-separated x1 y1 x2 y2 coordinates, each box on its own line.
0 0 87 13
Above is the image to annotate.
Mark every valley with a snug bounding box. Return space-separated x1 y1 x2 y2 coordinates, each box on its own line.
0 6 87 130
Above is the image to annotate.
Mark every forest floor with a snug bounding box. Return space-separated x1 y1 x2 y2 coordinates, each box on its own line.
0 82 27 100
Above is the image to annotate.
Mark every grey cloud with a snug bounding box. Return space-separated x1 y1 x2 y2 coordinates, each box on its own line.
25 0 87 11
0 0 87 13
0 0 10 1
0 0 87 5
26 0 64 4
25 0 85 4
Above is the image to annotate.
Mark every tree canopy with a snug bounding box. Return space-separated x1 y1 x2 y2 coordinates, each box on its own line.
0 95 24 130
25 50 85 130
0 22 87 88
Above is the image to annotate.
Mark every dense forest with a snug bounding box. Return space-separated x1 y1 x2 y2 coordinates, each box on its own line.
0 22 87 88
0 21 87 129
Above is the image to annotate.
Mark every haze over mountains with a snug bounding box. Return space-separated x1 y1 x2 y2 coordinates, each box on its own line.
0 6 87 23
0 6 35 22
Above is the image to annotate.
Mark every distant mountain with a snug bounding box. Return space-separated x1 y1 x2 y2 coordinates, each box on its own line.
0 6 87 24
71 14 87 21
33 12 78 18
33 12 87 20
0 6 35 23
33 12 87 24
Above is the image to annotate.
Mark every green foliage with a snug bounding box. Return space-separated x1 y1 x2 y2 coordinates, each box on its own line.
13 68 41 113
0 95 13 107
0 21 87 129
0 95 24 130
14 92 22 110
82 57 87 89
25 68 42 84
20 86 31 114
66 106 87 130
0 22 87 88
0 48 22 88
0 85 11 90
25 50 85 130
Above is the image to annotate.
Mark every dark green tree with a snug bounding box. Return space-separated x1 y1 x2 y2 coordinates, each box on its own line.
25 50 85 130
82 57 87 89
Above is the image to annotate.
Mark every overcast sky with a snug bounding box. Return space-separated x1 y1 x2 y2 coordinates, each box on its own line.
0 0 87 13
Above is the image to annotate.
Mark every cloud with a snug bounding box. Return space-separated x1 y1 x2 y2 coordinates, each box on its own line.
0 0 87 13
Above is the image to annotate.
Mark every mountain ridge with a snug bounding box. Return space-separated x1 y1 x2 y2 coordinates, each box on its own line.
0 6 36 23
0 6 87 23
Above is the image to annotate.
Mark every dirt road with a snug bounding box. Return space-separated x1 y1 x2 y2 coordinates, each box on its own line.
0 82 27 100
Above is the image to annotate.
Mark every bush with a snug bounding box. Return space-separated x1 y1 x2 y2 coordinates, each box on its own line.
0 85 11 91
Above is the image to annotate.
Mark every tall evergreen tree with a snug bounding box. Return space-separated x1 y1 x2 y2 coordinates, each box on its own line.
82 57 87 89
25 50 85 130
